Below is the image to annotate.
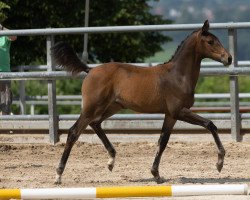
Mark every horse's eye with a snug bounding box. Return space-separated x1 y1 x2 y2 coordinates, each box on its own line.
208 40 214 45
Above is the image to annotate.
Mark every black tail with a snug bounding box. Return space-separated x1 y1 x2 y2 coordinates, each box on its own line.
51 42 91 75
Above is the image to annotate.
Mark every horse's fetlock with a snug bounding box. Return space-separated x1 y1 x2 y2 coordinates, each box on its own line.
219 148 225 156
151 167 158 177
67 133 79 144
109 148 116 158
56 165 64 175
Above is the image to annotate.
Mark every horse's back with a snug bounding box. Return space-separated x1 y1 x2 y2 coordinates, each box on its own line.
85 62 155 85
91 62 149 75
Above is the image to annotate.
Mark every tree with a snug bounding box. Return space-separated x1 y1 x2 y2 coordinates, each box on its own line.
0 1 9 22
4 0 172 65
88 0 172 62
3 0 172 114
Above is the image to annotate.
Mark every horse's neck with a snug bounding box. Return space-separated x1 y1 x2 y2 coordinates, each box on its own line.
170 36 202 92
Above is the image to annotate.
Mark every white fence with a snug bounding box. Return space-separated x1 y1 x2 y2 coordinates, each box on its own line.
0 22 249 143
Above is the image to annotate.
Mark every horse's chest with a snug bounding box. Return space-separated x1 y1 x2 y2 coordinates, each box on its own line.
177 92 194 108
164 93 194 115
183 95 195 108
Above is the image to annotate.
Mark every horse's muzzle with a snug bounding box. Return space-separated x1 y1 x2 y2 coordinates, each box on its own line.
222 55 232 66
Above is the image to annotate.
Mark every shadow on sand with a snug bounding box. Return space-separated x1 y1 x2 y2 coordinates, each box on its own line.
130 177 250 184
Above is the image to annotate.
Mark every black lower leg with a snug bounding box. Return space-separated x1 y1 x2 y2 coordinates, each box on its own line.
151 128 170 183
56 143 74 177
55 125 81 184
206 121 225 172
178 108 225 173
90 122 116 171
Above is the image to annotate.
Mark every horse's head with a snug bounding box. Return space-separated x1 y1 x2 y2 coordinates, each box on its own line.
196 20 232 66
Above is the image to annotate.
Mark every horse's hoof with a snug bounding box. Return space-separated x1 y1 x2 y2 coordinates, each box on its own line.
54 175 62 185
151 168 165 184
54 181 61 185
54 180 61 185
156 177 165 184
107 157 115 171
108 164 114 171
216 162 223 172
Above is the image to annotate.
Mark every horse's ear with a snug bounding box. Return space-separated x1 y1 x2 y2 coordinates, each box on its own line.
202 20 209 34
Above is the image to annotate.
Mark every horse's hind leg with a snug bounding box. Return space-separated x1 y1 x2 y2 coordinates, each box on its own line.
90 122 116 171
90 103 122 171
55 113 92 184
177 108 225 172
151 116 176 183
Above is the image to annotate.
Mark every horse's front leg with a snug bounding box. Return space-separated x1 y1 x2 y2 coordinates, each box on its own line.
177 108 225 172
151 116 176 183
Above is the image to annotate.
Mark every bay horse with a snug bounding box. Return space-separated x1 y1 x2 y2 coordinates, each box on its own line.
51 20 232 184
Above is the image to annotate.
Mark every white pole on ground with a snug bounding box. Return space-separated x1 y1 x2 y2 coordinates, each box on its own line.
0 184 248 199
172 184 248 196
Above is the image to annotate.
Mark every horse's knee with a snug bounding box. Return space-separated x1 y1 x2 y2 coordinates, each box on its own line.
65 134 78 147
206 121 217 133
67 125 81 144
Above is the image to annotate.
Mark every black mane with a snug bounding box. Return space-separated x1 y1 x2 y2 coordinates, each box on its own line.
164 30 198 64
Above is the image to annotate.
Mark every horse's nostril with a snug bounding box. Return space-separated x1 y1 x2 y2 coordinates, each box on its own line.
228 56 232 64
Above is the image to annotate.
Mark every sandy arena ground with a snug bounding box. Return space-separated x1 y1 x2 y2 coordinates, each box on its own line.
0 133 250 200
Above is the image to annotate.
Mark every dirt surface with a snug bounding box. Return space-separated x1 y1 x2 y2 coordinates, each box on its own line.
0 134 250 199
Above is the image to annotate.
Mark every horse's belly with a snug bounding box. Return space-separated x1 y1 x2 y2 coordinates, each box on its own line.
116 97 165 114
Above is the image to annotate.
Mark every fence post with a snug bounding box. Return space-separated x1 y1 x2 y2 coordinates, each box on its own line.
82 0 89 63
47 35 59 144
30 104 35 115
19 66 26 114
228 28 242 142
